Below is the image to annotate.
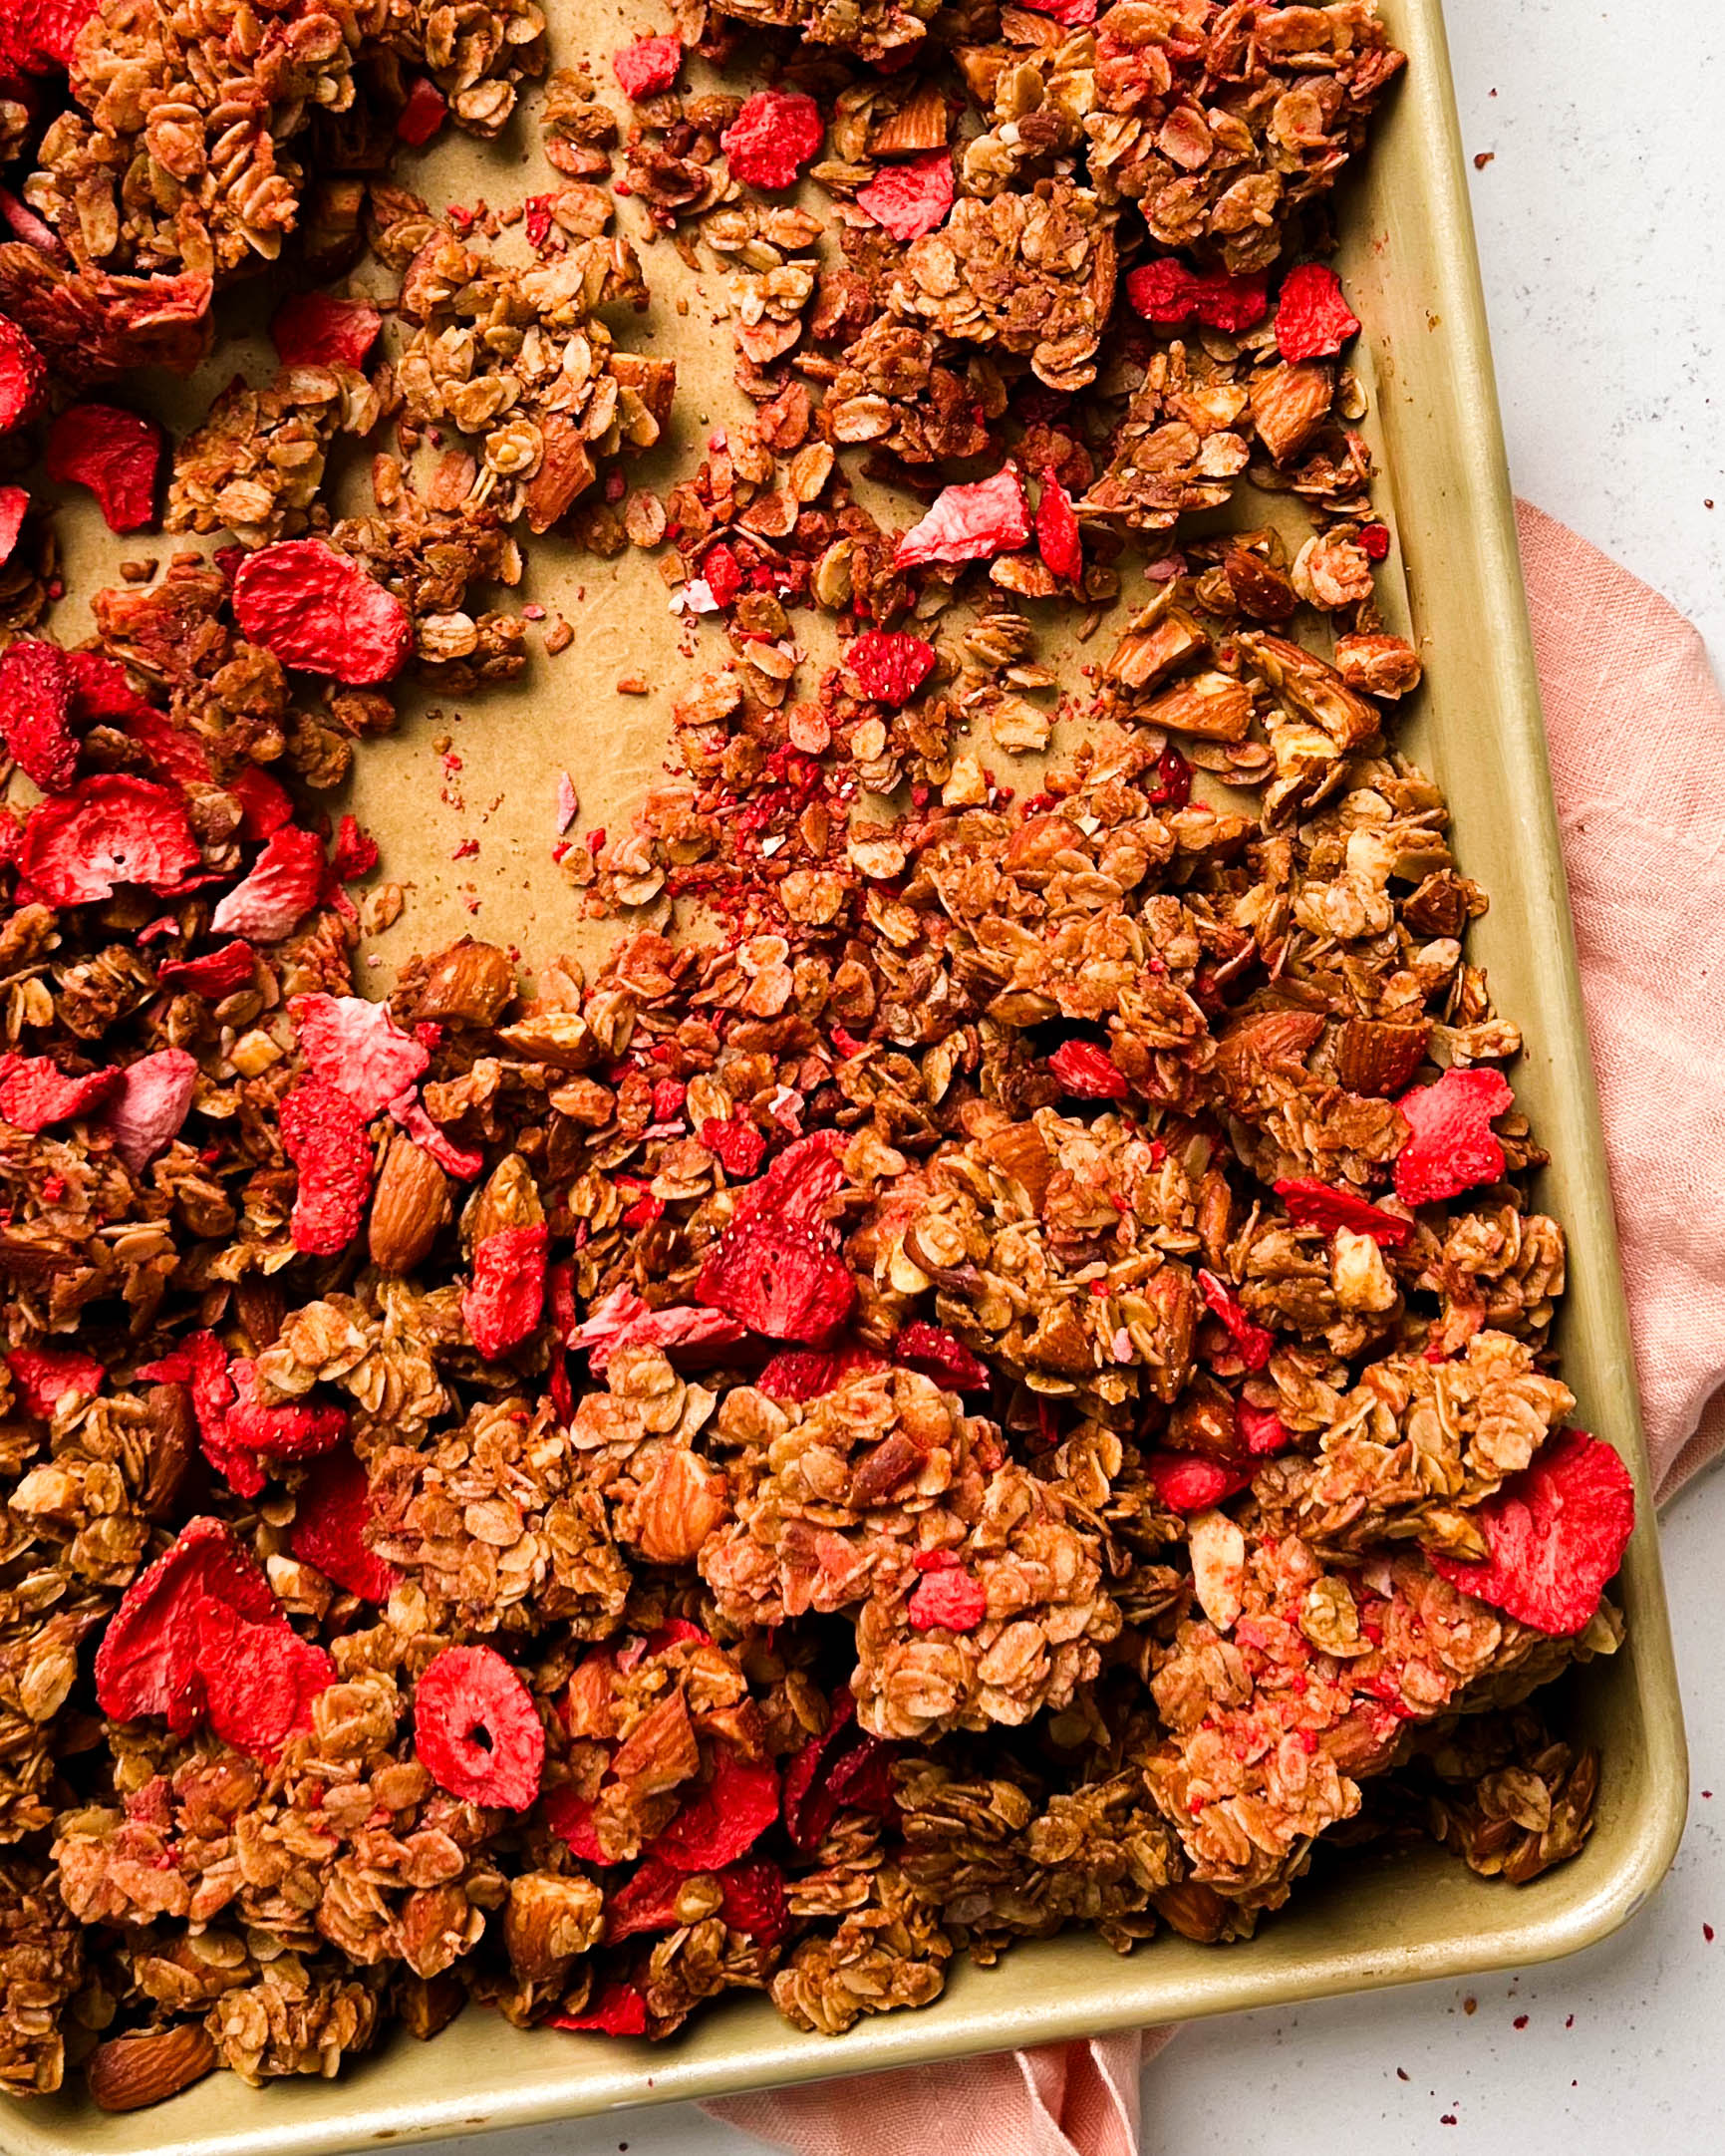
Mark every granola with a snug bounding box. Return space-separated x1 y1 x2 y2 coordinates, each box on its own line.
0 0 1633 2106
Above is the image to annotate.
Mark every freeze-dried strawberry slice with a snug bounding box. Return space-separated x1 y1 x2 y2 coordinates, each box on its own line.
702 1115 767 1177
1048 1039 1129 1101
0 315 46 433
226 1358 348 1462
226 765 294 841
395 74 445 145
572 1284 746 1371
844 629 936 708
696 1218 855 1345
210 824 326 941
96 1047 197 1172
0 637 78 791
290 1443 397 1601
390 1093 484 1180
414 1644 544 1810
551 1983 649 2036
1018 0 1096 21
1393 1066 1515 1206
6 1343 103 1416
781 1694 897 1851
1146 1450 1251 1513
907 1567 988 1632
463 1224 548 1359
1125 259 1268 335
45 402 162 530
755 1343 888 1399
1237 1403 1292 1456
17 773 199 904
893 1322 990 1392
0 1054 119 1131
1274 1176 1411 1247
855 151 954 243
0 484 27 565
193 1593 336 1760
292 993 429 1119
1034 468 1082 582
1197 1269 1274 1372
720 90 823 190
155 941 255 998
612 32 680 97
894 467 1030 569
2 0 97 69
1430 1430 1635 1636
1275 262 1361 364
138 1331 233 1460
269 292 381 373
95 1516 278 1734
604 1854 686 1942
231 539 411 685
732 1129 844 1235
542 1785 606 1862
280 1078 372 1256
718 1857 790 1947
652 1747 779 1872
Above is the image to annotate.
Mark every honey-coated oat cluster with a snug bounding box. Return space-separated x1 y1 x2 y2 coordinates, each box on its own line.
0 0 1634 2114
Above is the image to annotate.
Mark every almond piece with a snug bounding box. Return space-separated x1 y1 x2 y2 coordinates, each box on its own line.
1335 1017 1430 1097
1105 603 1210 692
87 2024 216 2113
1143 669 1254 742
368 1129 451 1274
415 939 515 1026
1249 359 1334 465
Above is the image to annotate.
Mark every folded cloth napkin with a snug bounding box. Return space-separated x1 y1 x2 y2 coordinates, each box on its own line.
709 504 1725 2156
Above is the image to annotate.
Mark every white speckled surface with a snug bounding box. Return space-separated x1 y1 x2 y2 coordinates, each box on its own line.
421 7 1725 2151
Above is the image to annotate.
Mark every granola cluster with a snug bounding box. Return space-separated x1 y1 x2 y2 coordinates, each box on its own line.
0 0 1636 2114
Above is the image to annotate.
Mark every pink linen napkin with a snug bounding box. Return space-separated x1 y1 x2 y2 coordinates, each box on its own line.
709 504 1725 2156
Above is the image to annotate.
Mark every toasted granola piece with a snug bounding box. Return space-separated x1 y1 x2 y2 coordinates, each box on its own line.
709 0 944 66
886 180 1118 392
1408 1707 1602 1885
0 1860 84 2095
167 365 385 549
769 1862 951 2034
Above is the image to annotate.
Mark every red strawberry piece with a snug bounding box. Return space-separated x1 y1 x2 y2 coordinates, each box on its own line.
695 1218 855 1345
45 402 162 530
94 1516 279 1734
290 1443 398 1602
413 1644 544 1810
395 75 446 146
280 1078 372 1256
17 773 199 905
855 151 954 243
137 1331 233 1460
390 1093 484 1180
327 811 378 884
292 992 429 1118
652 1747 780 1871
1237 1403 1292 1456
1048 1039 1129 1101
0 483 28 565
2 0 98 70
269 292 382 373
1124 259 1268 335
225 1358 348 1461
542 1785 607 1863
604 1854 686 1943
0 637 78 790
755 1343 889 1399
1146 1450 1251 1513
702 1115 767 1177
1017 0 1096 20
463 1223 548 1359
1275 1176 1412 1246
780 1690 898 1849
551 1983 650 2037
720 90 823 190
844 628 936 708
1275 262 1361 364
571 1286 746 1372
894 467 1030 570
193 1593 336 1761
0 314 47 433
1197 1269 1274 1373
1359 521 1391 561
96 1046 196 1171
0 1053 120 1131
1393 1067 1515 1206
225 764 295 841
231 539 411 685
1153 741 1192 807
155 941 256 998
718 1857 789 1947
210 823 327 940
612 32 681 98
731 1131 845 1233
6 1343 103 1416
1430 1430 1635 1636
907 1567 988 1632
1034 467 1082 581
892 1322 990 1392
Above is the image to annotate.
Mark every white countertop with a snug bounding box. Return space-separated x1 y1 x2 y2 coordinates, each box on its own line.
423 7 1725 2151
